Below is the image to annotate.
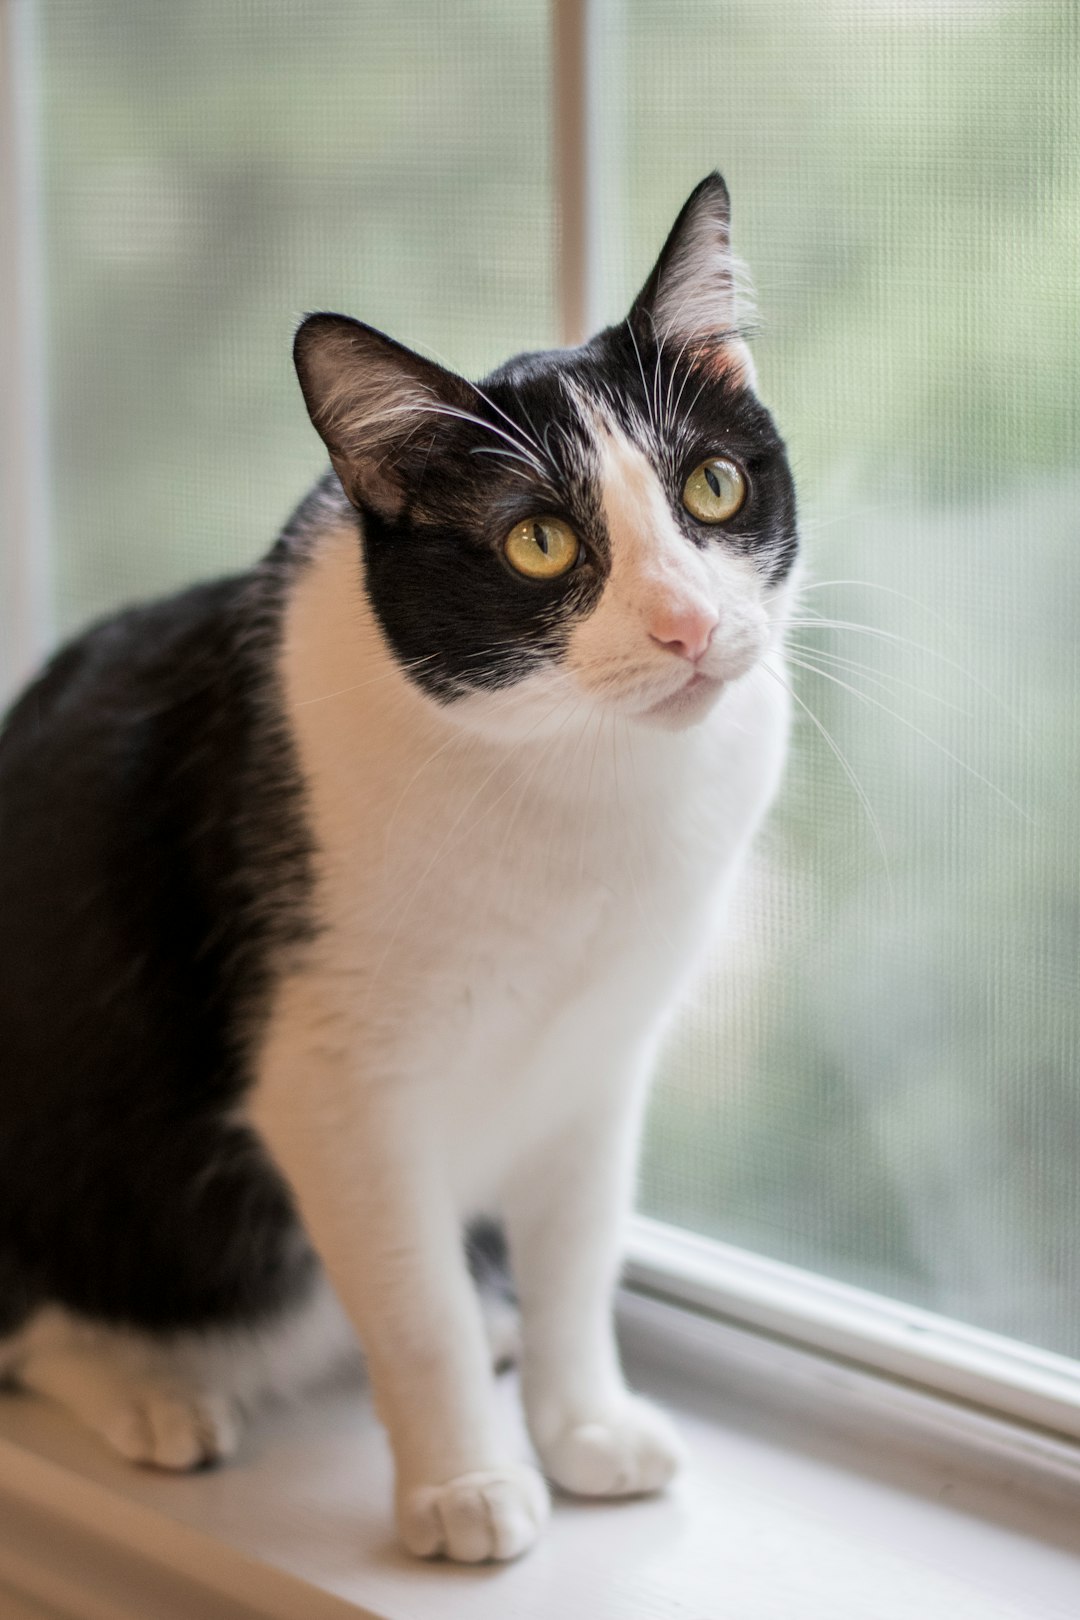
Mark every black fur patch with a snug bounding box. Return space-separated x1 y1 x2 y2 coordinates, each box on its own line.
0 562 319 1335
350 328 796 702
566 323 798 586
357 359 608 698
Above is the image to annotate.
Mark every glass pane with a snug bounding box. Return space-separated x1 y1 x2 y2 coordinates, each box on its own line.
37 0 553 634
610 1 1080 1356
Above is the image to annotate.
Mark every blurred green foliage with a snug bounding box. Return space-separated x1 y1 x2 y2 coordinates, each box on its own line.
35 1 1080 1354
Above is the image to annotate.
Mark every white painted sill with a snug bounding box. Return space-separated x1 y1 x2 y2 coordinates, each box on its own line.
626 1216 1080 1443
2 1258 1080 1620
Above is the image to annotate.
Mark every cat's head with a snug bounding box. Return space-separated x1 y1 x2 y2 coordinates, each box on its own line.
294 174 796 736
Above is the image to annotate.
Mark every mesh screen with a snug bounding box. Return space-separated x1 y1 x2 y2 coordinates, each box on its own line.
38 0 553 630
612 0 1080 1356
32 2 1080 1357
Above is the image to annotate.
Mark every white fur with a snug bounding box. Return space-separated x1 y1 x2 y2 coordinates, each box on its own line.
575 417 771 703
246 414 792 1560
7 418 790 1562
3 1272 356 1467
649 187 758 387
653 196 737 337
3 1264 516 1474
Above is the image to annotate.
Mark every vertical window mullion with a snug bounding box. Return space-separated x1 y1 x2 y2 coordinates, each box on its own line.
0 0 53 706
552 0 603 346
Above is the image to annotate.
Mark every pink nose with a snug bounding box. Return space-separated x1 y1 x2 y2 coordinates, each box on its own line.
648 605 719 663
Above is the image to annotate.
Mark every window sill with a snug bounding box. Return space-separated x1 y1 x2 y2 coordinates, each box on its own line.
0 1288 1078 1620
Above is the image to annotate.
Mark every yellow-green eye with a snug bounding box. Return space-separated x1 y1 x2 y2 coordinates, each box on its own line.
682 457 746 524
503 516 580 580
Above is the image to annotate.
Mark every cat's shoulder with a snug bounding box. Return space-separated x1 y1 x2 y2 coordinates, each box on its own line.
0 576 236 751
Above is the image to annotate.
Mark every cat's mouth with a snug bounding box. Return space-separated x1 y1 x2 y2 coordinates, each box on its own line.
638 669 724 724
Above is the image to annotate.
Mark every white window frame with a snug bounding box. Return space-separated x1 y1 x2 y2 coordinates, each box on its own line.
0 0 53 707
627 1217 1080 1444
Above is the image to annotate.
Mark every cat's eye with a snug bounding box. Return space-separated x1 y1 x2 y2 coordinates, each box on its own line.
503 516 580 580
682 457 747 524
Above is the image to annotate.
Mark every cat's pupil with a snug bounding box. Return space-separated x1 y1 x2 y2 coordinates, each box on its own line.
533 521 550 555
704 465 722 498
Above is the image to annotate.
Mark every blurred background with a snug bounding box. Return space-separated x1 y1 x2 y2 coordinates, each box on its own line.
11 0 1080 1355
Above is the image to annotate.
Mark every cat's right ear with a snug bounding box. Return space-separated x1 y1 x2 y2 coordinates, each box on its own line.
293 314 477 516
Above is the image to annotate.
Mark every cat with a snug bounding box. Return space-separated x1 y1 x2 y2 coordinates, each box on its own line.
0 173 797 1562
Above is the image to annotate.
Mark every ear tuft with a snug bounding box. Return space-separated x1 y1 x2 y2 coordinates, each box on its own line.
293 314 474 515
630 172 752 350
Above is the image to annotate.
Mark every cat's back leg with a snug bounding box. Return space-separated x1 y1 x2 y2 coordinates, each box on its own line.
14 1318 242 1469
3 1271 359 1470
1 1232 516 1473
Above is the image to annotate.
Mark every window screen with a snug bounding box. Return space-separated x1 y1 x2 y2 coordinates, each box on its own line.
613 0 1080 1357
37 0 553 633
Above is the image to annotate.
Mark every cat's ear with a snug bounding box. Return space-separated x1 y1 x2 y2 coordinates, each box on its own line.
630 173 751 357
294 314 477 515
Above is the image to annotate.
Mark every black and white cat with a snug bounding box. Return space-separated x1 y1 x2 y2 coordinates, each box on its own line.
0 175 797 1562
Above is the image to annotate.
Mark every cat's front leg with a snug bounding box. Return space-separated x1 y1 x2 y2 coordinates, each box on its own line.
504 1079 686 1499
253 981 548 1562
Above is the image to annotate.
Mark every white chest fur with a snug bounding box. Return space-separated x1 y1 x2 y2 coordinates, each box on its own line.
247 169 797 1564
267 525 789 1208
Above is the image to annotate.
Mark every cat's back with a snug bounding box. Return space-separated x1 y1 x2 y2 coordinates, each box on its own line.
1 571 261 942
0 563 311 1112
0 563 320 1331
1 573 254 790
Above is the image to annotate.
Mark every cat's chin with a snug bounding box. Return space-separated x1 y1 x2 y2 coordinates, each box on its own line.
633 672 726 731
441 681 597 746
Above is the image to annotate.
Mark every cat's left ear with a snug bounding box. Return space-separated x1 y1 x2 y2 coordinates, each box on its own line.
629 173 754 376
294 313 479 516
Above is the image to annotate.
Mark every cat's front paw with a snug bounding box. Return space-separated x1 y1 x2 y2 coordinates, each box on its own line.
538 1395 685 1498
397 1462 550 1562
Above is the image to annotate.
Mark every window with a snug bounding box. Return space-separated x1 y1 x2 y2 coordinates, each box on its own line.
23 0 553 641
3 0 1079 1410
612 0 1080 1366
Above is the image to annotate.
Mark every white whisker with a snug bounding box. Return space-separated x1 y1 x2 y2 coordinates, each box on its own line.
787 639 966 714
469 445 545 477
794 576 960 637
624 317 658 437
784 651 1031 822
293 654 440 708
758 660 894 899
407 339 550 469
411 403 547 477
779 616 1022 725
